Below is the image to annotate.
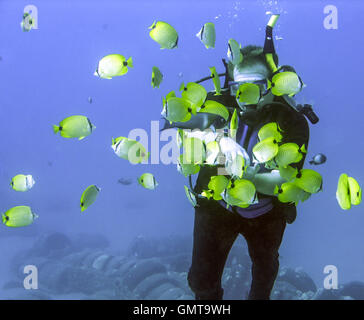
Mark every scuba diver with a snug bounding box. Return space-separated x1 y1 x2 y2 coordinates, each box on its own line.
182 15 317 300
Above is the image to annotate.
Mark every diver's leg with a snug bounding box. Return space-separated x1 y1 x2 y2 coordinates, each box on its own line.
244 207 286 300
188 200 239 300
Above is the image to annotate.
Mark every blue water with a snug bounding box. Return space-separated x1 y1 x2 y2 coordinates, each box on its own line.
0 0 363 298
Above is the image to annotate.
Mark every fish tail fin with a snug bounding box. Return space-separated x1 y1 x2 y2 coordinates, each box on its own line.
78 136 85 141
127 57 133 68
148 20 156 29
300 144 307 154
267 79 272 90
273 185 279 195
179 82 185 92
53 125 60 134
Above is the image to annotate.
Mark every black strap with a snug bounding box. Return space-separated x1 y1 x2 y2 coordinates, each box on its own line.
221 58 230 89
263 26 275 54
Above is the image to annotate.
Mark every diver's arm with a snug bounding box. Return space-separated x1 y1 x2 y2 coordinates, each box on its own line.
251 171 286 196
264 14 280 73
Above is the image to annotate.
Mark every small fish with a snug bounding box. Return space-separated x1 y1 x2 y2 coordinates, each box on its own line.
179 82 207 113
111 137 149 164
348 177 362 206
309 153 327 165
53 115 95 140
236 83 261 105
184 185 198 207
223 179 257 208
252 137 279 163
275 143 307 168
138 173 158 190
151 66 163 88
227 38 243 65
10 174 35 192
162 112 226 131
117 178 133 186
258 122 283 142
20 13 33 32
80 185 100 212
94 54 133 79
279 165 298 181
205 141 220 165
202 176 229 201
178 72 183 78
275 36 284 41
2 206 38 227
229 109 238 139
88 97 93 104
292 169 322 194
209 66 222 96
274 182 310 205
196 22 216 49
149 21 178 49
268 71 304 97
225 154 246 179
177 154 200 177
336 174 351 210
198 100 229 121
162 91 192 123
182 137 206 165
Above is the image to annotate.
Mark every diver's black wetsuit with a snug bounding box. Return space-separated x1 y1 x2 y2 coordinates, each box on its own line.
187 91 309 300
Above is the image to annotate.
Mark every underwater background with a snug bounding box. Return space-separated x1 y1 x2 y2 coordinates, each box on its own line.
0 0 363 299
